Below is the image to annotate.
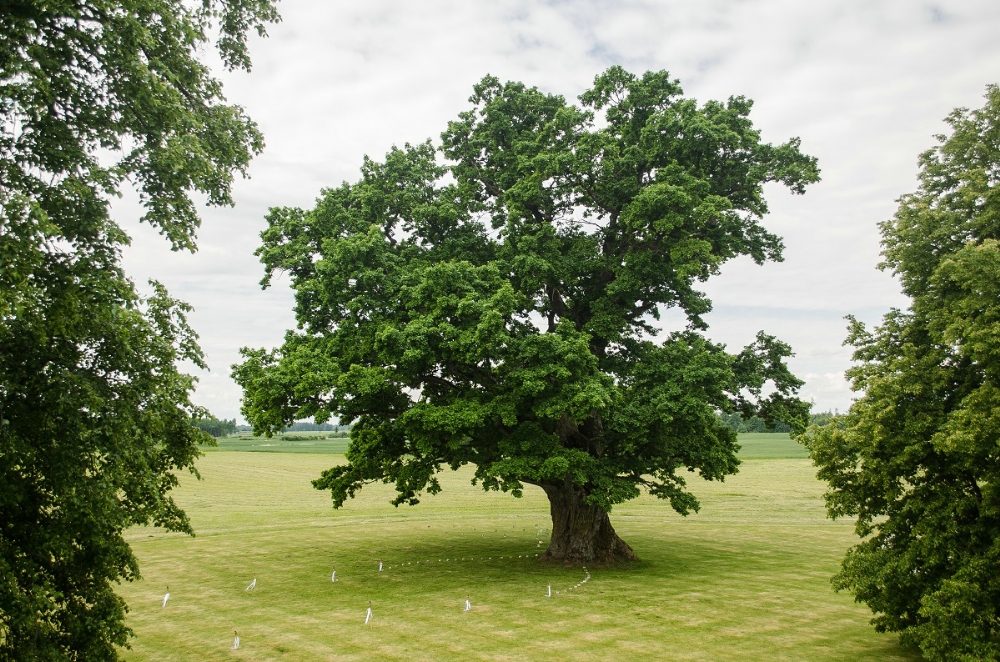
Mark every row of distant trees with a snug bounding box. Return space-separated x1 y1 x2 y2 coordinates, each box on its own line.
718 411 838 433
197 413 833 437
192 417 351 437
272 421 351 433
191 417 238 438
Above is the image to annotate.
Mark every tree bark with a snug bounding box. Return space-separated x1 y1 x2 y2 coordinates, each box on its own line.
540 480 635 565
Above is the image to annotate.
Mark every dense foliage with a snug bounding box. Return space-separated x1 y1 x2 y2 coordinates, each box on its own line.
803 86 1000 661
236 67 818 563
0 1 277 658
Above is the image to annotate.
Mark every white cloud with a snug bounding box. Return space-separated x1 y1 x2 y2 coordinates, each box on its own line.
117 0 1000 419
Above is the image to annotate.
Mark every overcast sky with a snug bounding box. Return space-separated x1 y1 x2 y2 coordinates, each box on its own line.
117 0 1000 422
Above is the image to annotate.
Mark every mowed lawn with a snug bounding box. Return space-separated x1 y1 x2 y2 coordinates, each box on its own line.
118 435 916 661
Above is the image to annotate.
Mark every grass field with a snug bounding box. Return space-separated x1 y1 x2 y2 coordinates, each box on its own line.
117 434 916 661
211 432 350 454
735 433 812 459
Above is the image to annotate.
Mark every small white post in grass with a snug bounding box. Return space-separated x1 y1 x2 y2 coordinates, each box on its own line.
546 583 552 598
162 586 169 608
378 560 383 572
364 601 373 625
331 570 336 583
245 577 256 591
232 630 240 650
464 595 472 612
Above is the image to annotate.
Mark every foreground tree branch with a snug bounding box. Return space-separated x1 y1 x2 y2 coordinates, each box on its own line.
0 2 277 658
803 85 1000 662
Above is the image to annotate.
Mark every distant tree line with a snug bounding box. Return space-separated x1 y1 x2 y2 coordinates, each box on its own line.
232 421 351 433
191 417 237 438
229 413 831 437
719 410 839 433
282 421 350 432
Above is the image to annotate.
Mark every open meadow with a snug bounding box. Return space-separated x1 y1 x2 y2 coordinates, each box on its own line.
117 434 915 661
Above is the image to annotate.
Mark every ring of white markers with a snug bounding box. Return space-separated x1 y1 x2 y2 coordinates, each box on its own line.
160 527 592 649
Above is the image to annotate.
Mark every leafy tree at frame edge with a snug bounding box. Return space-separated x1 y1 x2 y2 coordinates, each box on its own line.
804 85 1000 660
235 67 820 564
0 1 277 659
803 85 1000 661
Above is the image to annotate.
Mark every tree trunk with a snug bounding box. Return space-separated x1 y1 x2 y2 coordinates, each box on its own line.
540 480 635 565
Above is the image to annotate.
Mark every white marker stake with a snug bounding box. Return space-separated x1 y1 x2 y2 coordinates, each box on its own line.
331 570 336 583
245 578 256 591
546 583 552 598
232 631 240 650
162 587 170 608
364 601 373 625
378 561 383 572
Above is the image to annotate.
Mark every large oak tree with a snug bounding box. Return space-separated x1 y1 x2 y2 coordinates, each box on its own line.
0 1 277 658
803 86 1000 661
235 68 819 564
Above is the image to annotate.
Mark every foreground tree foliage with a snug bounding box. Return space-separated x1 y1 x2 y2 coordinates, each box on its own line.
0 2 277 659
802 86 1000 661
235 67 818 564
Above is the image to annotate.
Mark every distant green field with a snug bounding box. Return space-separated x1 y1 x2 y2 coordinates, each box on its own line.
116 439 914 661
736 432 811 459
211 432 351 454
211 432 806 459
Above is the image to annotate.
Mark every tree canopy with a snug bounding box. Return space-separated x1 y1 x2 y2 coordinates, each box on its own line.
235 67 819 564
0 1 277 658
803 85 1000 661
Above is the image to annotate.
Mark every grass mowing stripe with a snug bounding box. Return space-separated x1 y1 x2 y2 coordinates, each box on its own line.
118 450 914 661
